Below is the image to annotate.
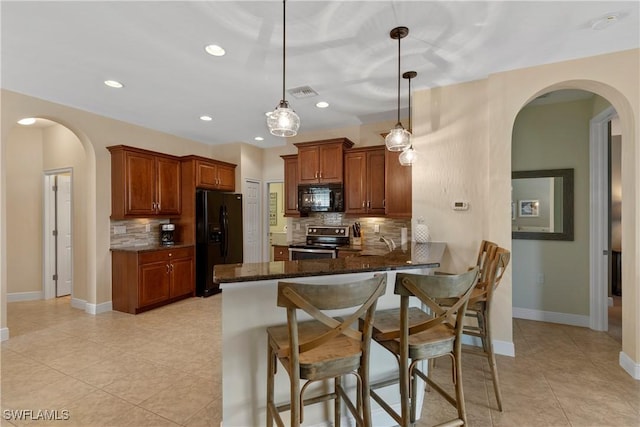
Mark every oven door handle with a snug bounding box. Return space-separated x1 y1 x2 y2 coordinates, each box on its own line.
288 248 336 254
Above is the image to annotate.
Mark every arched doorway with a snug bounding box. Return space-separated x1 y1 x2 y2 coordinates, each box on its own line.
511 89 620 336
505 80 636 377
5 117 93 321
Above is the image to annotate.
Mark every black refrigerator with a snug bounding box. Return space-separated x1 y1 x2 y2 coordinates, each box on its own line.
196 189 243 297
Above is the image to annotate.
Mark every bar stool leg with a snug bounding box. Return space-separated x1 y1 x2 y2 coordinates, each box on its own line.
453 353 467 425
335 376 342 427
484 314 503 411
266 341 275 427
360 362 372 427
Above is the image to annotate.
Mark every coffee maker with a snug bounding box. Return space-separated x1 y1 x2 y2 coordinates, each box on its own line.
160 223 176 246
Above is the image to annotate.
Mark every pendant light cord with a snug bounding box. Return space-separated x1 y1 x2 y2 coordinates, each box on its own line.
396 35 401 124
408 76 412 132
282 0 286 103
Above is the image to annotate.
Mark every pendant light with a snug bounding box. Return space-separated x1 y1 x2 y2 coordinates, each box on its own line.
385 26 411 151
399 71 418 166
267 0 300 137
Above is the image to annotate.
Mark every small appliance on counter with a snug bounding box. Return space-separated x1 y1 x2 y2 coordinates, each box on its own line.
160 223 176 246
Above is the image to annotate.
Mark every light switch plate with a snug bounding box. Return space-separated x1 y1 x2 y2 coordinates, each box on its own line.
113 225 126 234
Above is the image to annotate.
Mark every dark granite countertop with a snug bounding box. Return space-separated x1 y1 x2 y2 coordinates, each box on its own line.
215 242 445 284
110 243 194 252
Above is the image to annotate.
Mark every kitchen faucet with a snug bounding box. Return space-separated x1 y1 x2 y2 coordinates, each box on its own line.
379 235 396 252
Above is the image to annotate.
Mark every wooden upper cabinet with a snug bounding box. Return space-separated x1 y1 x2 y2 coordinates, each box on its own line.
281 154 300 217
108 145 181 219
193 157 236 191
156 156 181 215
295 138 354 184
385 149 412 217
344 146 385 215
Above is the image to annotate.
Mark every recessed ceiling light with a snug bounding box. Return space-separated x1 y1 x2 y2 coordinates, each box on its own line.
104 80 123 88
254 137 264 141
200 115 213 121
17 117 36 125
316 101 329 108
205 44 226 57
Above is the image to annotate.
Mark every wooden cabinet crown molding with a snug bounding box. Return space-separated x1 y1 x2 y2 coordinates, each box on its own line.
179 154 237 169
293 137 355 150
107 144 181 161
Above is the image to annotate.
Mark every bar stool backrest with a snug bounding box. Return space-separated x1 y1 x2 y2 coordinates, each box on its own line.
276 274 387 356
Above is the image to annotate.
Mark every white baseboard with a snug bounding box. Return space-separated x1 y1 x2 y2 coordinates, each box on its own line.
461 335 515 357
72 298 112 314
513 307 590 328
619 351 640 380
0 327 9 342
86 301 112 315
71 297 86 310
7 291 43 302
608 296 614 307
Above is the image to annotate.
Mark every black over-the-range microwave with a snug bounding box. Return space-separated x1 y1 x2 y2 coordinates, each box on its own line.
297 184 344 213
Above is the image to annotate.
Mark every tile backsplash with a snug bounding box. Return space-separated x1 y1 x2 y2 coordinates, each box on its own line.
110 218 170 248
291 213 411 249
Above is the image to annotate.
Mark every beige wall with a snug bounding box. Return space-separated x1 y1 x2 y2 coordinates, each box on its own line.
1 48 638 369
511 98 593 316
409 49 638 362
6 127 44 294
7 123 88 301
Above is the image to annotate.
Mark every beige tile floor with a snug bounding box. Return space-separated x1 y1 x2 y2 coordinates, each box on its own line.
1 295 638 426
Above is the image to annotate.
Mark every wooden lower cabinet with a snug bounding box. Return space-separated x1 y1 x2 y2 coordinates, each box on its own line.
273 245 289 261
112 246 194 314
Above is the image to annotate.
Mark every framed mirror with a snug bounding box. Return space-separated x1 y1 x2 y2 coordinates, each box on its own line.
512 168 574 241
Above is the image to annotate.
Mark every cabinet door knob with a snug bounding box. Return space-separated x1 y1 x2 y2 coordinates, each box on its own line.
362 200 365 208
166 264 170 274
367 201 371 209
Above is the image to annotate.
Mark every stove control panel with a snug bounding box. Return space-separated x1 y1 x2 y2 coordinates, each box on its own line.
305 225 350 237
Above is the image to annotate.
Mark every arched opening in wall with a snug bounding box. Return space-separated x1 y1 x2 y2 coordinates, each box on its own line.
6 117 88 323
510 89 621 342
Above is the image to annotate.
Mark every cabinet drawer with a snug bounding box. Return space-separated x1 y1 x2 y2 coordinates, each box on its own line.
138 246 193 264
273 245 289 261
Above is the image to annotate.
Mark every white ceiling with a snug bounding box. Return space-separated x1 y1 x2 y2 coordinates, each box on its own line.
2 1 638 148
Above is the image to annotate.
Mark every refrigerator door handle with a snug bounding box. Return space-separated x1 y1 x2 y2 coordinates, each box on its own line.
222 205 230 258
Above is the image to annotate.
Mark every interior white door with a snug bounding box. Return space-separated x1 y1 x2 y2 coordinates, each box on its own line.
243 179 262 263
57 174 72 296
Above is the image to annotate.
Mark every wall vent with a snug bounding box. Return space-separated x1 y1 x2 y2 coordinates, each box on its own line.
288 85 318 99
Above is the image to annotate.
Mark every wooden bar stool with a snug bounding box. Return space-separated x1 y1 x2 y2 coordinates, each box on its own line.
369 267 479 427
266 273 387 427
459 247 510 411
436 242 510 412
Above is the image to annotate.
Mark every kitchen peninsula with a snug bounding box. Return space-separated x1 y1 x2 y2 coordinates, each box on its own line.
214 242 445 427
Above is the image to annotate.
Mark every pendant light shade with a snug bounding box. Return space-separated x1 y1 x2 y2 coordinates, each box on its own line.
267 100 300 137
385 26 411 152
399 145 417 165
399 70 417 166
267 0 300 137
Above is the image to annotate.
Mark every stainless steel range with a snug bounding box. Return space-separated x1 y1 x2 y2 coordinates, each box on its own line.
288 225 350 260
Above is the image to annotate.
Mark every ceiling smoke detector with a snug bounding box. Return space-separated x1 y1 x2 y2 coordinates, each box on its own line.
288 85 318 99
